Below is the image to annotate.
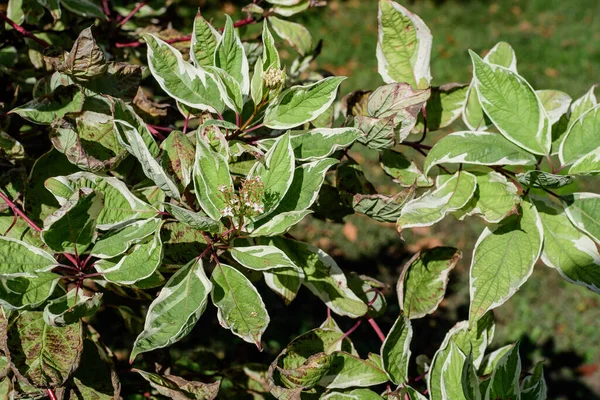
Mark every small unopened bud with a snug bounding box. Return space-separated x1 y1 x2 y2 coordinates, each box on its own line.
262 67 286 89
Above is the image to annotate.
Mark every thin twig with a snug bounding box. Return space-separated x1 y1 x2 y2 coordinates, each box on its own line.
118 1 147 27
147 125 166 141
367 317 386 342
101 0 112 19
243 123 264 134
63 253 80 269
183 112 191 135
326 320 362 352
47 389 58 400
0 191 42 232
0 12 50 48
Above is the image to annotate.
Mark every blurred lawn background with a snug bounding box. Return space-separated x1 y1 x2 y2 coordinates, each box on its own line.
200 0 600 397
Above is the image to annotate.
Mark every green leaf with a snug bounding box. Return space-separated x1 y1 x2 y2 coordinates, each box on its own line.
380 316 412 385
440 343 467 400
231 245 299 271
162 203 222 234
94 226 163 285
318 352 388 389
396 171 477 233
263 77 345 129
268 237 368 318
264 266 304 305
469 200 543 323
455 171 521 224
393 386 428 400
59 27 107 83
367 83 430 139
249 210 312 237
114 119 181 200
134 369 220 400
564 192 600 244
190 12 220 68
0 272 59 310
278 352 332 390
65 338 120 400
398 247 461 319
262 21 281 70
193 135 233 221
461 352 481 400
352 190 415 223
354 115 396 150
559 105 600 165
111 98 160 157
211 263 270 348
377 0 432 88
215 15 250 95
131 258 212 361
259 128 361 162
50 111 127 172
161 131 195 190
463 42 517 131
380 149 432 187
424 131 537 175
266 158 338 215
521 362 547 400
478 345 512 376
516 170 574 189
46 172 155 230
0 236 56 277
536 89 571 125
415 84 468 131
569 146 600 175
322 389 383 400
253 132 295 214
61 0 106 20
10 85 84 125
428 314 495 400
206 66 244 113
269 16 312 56
470 51 551 155
7 311 82 388
90 218 161 259
84 61 142 100
43 289 102 327
485 343 521 400
144 34 224 114
42 189 103 253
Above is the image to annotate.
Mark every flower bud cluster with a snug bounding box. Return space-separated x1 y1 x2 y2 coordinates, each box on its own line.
262 66 286 89
219 176 265 219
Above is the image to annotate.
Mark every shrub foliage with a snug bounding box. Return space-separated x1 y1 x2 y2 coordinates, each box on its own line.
0 0 598 398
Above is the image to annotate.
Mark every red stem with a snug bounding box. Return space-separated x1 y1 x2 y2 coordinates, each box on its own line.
326 320 362 352
63 253 80 269
146 125 166 140
47 389 58 400
102 0 112 18
183 113 191 135
243 123 264 134
0 191 42 232
115 16 258 48
118 1 147 27
147 124 172 132
367 317 386 342
0 12 50 48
